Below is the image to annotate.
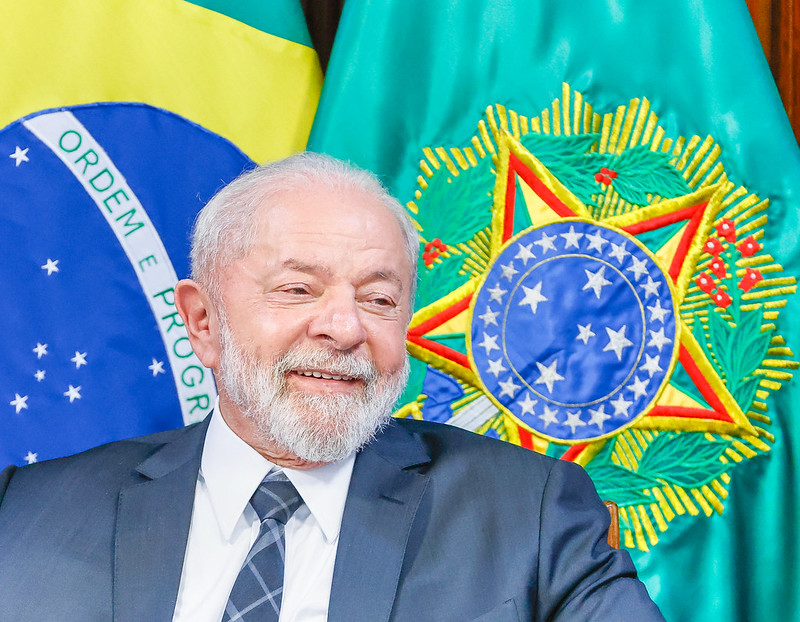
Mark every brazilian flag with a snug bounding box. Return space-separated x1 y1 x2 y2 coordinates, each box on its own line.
310 1 800 619
0 0 321 465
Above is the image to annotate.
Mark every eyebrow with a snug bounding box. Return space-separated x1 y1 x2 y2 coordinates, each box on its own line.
281 259 405 291
282 259 333 278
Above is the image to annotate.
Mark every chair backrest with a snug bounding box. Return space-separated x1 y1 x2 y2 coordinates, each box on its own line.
604 500 620 549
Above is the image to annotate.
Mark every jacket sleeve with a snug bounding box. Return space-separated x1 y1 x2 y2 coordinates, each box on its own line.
535 459 665 622
0 465 16 506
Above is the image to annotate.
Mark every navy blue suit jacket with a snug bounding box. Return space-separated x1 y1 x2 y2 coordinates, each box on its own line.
0 416 663 621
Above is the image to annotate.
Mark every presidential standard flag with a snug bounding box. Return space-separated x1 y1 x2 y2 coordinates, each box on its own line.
1 0 321 466
309 1 800 619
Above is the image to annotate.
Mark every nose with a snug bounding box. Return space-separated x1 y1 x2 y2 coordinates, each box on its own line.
307 289 368 351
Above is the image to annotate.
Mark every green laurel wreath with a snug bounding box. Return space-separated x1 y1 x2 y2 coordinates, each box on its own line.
585 432 732 508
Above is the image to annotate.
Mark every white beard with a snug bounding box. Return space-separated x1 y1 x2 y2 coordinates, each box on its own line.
216 318 409 463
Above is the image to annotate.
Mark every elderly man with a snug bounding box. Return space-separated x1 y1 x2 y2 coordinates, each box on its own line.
0 153 664 621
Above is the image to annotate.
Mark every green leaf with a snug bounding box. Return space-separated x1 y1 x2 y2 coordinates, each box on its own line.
585 463 658 507
608 146 691 204
543 154 611 206
731 374 762 414
611 178 650 205
729 308 772 381
637 432 731 488
706 310 734 381
413 157 494 246
520 133 600 160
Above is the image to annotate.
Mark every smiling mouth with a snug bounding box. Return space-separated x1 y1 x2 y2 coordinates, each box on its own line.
293 370 357 381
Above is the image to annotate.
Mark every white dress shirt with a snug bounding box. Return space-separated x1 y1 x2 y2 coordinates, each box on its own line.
172 407 355 622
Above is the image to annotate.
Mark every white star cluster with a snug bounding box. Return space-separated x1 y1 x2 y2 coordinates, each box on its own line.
472 222 677 441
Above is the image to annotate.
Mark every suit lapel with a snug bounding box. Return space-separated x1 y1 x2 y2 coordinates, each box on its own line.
328 422 431 622
113 417 210 622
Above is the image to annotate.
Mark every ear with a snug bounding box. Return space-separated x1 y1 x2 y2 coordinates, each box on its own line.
174 279 221 370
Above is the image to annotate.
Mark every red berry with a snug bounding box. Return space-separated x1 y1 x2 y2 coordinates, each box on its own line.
737 235 760 257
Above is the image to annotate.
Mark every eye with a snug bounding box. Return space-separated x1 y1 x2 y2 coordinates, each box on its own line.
363 293 397 309
274 283 313 298
286 286 310 295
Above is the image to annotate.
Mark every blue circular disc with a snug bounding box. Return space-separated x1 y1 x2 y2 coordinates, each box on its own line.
470 220 677 442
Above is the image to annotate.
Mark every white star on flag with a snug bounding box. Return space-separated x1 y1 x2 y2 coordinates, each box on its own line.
487 284 507 303
64 385 82 403
534 231 557 253
576 323 596 344
603 325 634 361
518 281 548 314
610 394 633 416
539 405 559 427
534 359 565 394
148 359 166 376
515 243 536 264
9 145 29 166
478 306 500 327
641 353 663 377
10 393 29 414
627 256 649 281
500 262 519 281
583 265 612 299
564 410 587 433
486 358 507 377
478 332 500 355
643 275 661 298
41 258 60 275
647 327 673 352
588 405 612 430
498 376 521 399
517 393 537 416
627 375 649 400
647 298 670 323
608 241 630 263
560 225 583 249
34 370 46 382
33 342 48 359
23 451 38 464
71 351 88 369
586 230 609 252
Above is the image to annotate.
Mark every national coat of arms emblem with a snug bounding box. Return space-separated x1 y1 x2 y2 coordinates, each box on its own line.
396 84 798 550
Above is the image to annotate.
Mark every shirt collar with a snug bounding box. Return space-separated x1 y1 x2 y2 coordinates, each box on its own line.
200 403 355 544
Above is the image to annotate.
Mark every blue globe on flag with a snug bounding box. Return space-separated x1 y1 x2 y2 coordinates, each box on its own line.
1 103 254 466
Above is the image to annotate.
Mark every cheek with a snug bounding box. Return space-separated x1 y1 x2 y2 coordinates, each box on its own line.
369 325 408 373
254 310 309 340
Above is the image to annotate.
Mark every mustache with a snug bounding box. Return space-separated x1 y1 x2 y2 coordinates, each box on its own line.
273 346 380 384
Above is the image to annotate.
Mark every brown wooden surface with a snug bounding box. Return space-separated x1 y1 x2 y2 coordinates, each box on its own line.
604 501 621 549
302 2 799 142
300 0 345 72
747 0 800 144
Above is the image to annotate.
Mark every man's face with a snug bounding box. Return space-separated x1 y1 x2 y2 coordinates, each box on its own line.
213 183 413 462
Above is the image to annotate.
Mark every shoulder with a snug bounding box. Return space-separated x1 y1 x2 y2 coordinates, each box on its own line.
387 418 587 491
0 420 207 504
394 417 555 464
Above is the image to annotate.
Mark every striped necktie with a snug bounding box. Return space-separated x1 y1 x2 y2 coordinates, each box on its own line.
223 471 303 622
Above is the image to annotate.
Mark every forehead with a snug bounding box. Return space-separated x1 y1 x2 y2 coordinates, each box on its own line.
249 183 411 274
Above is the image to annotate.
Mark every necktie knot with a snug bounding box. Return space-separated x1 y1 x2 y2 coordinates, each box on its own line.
250 470 302 526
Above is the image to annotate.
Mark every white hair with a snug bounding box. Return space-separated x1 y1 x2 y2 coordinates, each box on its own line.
190 151 419 306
